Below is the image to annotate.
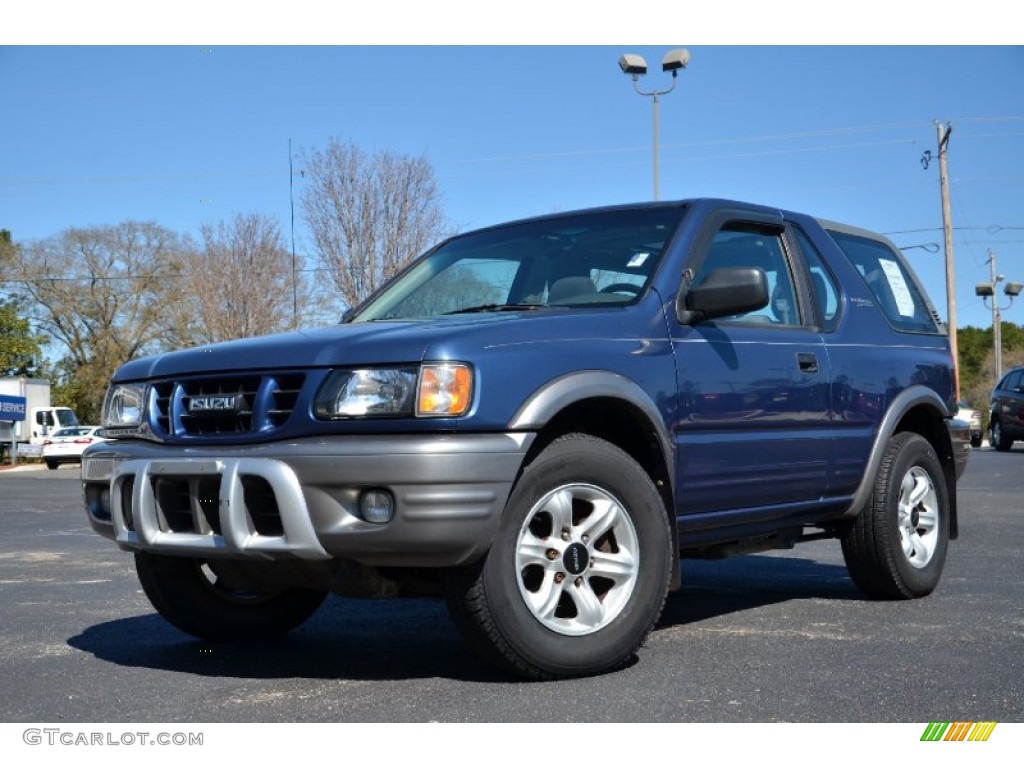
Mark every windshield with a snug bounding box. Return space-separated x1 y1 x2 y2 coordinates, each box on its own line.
351 207 685 321
56 409 79 428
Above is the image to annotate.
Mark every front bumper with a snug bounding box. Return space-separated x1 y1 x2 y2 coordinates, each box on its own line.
82 433 533 568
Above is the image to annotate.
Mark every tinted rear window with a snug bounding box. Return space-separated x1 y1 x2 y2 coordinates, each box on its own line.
827 230 939 333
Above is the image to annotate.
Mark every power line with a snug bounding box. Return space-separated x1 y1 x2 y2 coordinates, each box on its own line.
454 117 1024 165
883 226 1024 235
0 265 333 284
4 118 1019 188
0 169 281 188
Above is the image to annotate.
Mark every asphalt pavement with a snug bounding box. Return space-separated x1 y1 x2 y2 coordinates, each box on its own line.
0 451 1021 722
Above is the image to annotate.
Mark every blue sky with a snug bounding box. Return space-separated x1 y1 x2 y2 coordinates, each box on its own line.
1 39 1022 330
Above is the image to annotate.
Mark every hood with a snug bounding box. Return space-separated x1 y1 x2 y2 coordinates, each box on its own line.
113 309 643 382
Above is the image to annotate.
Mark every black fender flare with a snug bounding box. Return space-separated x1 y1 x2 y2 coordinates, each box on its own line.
842 385 958 535
508 370 681 588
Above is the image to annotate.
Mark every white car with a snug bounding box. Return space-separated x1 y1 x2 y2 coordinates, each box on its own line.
41 426 107 469
955 401 983 448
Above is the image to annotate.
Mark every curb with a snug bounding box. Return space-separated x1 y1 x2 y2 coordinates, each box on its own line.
0 463 48 473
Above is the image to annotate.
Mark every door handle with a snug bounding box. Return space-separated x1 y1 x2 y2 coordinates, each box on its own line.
797 353 819 374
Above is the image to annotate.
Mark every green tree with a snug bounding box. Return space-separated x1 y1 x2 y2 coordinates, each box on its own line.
0 229 13 262
49 359 101 424
957 325 992 397
958 321 1024 422
1 231 47 377
0 295 46 377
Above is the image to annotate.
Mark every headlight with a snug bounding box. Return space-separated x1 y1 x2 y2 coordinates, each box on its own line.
315 368 418 418
101 383 146 428
314 363 474 419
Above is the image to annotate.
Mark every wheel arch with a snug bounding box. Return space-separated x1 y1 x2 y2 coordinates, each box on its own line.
843 385 959 539
508 371 680 588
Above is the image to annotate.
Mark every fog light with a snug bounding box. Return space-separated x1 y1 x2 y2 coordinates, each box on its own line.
85 484 112 522
359 489 395 524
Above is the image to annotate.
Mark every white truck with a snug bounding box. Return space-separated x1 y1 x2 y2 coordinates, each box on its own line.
0 377 79 459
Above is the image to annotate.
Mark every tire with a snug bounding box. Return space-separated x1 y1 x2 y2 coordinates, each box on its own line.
991 419 1013 451
445 433 673 680
135 552 327 642
970 434 982 449
45 460 59 470
840 432 949 600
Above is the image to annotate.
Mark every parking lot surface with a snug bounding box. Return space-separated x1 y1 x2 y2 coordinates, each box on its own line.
0 451 1021 722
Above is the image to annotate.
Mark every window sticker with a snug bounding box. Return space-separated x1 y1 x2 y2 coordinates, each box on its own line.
878 258 916 317
626 252 650 268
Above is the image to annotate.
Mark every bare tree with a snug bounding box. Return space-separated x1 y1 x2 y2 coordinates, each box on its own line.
13 221 186 416
301 139 451 309
170 213 302 346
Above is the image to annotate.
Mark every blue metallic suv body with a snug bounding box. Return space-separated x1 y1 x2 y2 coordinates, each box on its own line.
82 199 968 679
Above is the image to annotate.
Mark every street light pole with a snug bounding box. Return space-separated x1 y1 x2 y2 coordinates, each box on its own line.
619 49 691 201
652 91 660 201
975 249 1023 381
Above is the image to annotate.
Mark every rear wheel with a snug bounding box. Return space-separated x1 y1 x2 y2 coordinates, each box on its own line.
445 434 673 680
135 552 327 642
45 459 59 470
840 432 949 599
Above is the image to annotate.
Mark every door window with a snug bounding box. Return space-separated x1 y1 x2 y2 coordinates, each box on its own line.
691 225 801 326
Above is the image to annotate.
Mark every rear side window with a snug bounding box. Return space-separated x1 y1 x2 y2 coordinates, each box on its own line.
827 230 939 333
1000 370 1023 392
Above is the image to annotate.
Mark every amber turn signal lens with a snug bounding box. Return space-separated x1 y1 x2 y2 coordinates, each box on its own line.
417 363 472 417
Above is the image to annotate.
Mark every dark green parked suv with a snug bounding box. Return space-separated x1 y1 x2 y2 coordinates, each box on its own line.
989 366 1024 451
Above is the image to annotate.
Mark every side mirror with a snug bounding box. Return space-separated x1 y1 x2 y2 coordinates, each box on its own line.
677 267 769 325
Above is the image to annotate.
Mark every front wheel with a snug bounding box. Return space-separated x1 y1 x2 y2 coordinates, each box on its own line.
840 432 950 599
135 553 327 642
991 419 1013 451
445 434 673 680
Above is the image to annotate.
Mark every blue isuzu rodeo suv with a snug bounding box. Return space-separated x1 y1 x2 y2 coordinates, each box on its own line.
82 198 969 680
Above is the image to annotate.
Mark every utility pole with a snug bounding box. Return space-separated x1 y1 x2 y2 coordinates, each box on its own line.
936 121 959 398
289 138 298 330
989 250 1003 381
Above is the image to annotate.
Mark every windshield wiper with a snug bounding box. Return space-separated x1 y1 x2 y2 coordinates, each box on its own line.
444 303 548 315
